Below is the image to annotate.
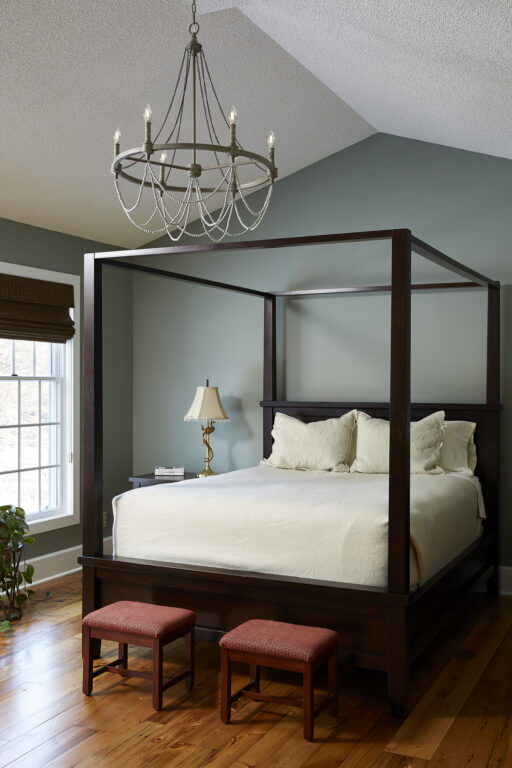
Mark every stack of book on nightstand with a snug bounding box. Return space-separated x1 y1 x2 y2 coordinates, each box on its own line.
154 466 186 476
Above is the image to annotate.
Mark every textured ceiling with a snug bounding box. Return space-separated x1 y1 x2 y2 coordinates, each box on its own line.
231 0 512 159
1 1 511 247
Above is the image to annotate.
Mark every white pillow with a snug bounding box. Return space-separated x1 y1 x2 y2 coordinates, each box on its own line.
438 420 477 475
347 421 358 467
350 410 445 474
261 410 356 472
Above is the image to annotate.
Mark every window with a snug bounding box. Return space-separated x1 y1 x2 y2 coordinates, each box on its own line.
0 264 79 534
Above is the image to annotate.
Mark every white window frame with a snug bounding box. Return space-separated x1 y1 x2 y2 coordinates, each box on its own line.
0 261 80 534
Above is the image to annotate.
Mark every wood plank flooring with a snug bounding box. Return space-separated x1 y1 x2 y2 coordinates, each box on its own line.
0 574 510 768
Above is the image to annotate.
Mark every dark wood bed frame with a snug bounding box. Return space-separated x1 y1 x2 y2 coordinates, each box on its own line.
79 229 500 716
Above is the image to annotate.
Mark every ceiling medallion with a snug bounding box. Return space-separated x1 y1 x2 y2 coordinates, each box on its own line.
112 1 277 242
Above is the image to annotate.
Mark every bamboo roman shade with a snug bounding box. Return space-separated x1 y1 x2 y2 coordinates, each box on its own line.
0 273 75 344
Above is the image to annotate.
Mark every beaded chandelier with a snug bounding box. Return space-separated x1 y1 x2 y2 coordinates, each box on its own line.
112 1 277 242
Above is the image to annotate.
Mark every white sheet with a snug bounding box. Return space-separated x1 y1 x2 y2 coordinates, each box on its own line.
112 466 484 589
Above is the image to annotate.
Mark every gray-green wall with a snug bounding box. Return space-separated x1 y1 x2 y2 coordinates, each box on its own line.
0 217 132 557
132 133 511 564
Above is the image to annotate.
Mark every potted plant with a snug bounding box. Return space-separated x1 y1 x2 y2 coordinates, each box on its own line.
0 505 35 628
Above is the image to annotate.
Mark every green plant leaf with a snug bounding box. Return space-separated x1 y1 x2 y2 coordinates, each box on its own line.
24 537 35 546
26 589 35 597
0 621 11 632
26 564 34 577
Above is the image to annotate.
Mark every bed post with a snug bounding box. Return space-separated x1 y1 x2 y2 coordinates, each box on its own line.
82 253 103 655
387 228 411 717
263 295 276 458
486 283 500 596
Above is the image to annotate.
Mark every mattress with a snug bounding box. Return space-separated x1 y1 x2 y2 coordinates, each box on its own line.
112 466 485 589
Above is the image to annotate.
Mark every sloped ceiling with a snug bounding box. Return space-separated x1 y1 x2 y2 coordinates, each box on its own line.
1 1 510 247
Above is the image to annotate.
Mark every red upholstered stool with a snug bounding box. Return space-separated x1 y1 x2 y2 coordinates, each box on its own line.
219 619 339 741
82 601 195 710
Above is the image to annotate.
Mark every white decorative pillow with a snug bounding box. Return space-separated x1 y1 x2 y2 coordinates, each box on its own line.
261 410 356 472
350 410 445 474
438 421 477 475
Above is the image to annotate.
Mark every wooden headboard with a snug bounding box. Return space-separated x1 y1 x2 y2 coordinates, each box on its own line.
260 400 501 535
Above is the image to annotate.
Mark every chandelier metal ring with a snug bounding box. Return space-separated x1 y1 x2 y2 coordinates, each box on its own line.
112 143 276 194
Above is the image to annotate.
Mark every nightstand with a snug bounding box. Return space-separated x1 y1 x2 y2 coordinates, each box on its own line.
129 472 196 489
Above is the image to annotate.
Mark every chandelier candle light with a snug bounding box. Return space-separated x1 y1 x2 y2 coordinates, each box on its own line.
184 380 230 477
112 1 277 242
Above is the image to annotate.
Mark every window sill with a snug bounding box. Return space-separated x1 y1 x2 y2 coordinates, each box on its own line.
27 508 79 535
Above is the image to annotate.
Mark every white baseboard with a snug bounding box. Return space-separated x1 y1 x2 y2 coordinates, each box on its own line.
475 566 512 595
499 566 512 595
26 537 113 587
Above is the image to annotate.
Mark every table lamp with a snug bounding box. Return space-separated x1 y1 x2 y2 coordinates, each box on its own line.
184 380 230 477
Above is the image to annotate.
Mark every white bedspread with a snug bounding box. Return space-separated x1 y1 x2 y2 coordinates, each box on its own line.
112 466 484 588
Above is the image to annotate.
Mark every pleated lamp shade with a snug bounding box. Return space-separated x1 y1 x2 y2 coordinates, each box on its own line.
184 384 229 422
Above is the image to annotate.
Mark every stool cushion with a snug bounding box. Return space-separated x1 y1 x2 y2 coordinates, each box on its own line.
83 601 195 638
219 619 339 662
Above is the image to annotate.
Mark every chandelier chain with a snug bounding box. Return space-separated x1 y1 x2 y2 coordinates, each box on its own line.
115 165 272 241
189 1 199 34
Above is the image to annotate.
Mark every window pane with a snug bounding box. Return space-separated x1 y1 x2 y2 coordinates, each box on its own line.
40 381 49 422
35 342 51 377
41 424 58 466
14 341 34 376
0 428 18 472
20 426 38 469
50 379 60 422
20 381 39 424
20 470 39 514
0 340 12 376
0 472 18 507
0 380 18 426
41 467 59 511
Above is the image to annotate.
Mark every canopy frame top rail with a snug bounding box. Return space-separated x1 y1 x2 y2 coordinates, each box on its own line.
88 228 499 292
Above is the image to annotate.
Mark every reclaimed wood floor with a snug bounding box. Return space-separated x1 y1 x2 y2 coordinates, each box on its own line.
0 574 510 767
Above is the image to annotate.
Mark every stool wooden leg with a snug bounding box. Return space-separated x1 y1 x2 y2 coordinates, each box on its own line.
91 638 102 659
153 639 163 711
250 663 260 693
83 627 93 696
119 642 128 670
220 648 231 723
303 662 314 741
185 626 195 690
328 652 338 716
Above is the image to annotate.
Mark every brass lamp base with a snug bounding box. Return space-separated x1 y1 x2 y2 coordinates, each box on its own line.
196 468 217 478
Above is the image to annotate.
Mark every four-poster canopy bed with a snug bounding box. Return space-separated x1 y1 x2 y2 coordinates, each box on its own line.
79 228 500 716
